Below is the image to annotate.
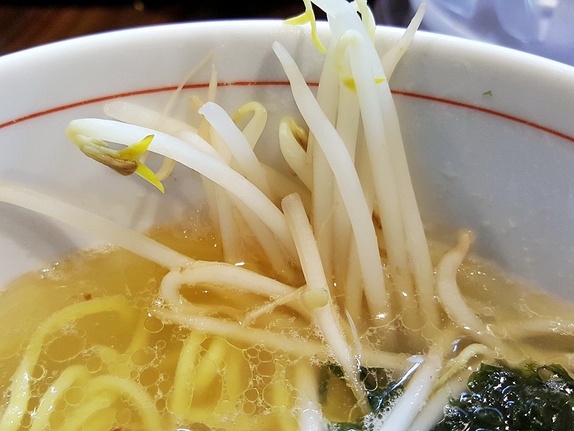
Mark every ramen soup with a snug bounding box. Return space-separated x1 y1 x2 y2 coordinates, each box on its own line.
1 1 573 430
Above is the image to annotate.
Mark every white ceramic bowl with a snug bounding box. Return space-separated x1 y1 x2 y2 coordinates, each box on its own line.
0 20 573 300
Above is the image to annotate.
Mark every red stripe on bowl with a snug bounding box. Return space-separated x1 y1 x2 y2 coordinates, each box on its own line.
1 81 573 145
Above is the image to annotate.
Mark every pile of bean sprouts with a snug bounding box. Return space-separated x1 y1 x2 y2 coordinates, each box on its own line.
2 1 573 430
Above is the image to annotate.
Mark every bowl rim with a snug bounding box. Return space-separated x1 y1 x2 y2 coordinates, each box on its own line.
2 19 574 141
1 19 574 298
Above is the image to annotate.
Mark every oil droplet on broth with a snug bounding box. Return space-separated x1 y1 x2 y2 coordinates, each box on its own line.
64 385 84 406
139 366 161 388
144 314 165 333
46 334 85 363
131 347 156 367
85 355 103 373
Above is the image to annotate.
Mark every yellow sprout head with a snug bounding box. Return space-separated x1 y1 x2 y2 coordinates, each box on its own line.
285 0 326 53
68 132 165 193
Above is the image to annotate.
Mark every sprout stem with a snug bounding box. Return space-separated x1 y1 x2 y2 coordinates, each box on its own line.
0 183 192 270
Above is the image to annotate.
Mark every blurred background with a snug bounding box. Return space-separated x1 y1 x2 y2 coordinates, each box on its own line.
384 0 574 66
1 0 573 65
0 0 308 55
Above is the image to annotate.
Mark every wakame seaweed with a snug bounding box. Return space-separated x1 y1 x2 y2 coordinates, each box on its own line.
324 364 403 430
433 362 574 431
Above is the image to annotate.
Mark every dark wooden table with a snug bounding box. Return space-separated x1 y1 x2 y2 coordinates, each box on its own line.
0 1 309 56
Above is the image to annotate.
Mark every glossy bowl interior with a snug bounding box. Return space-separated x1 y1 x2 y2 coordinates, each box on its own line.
0 20 573 300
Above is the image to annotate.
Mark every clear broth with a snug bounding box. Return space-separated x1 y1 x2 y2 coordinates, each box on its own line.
1 218 573 430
